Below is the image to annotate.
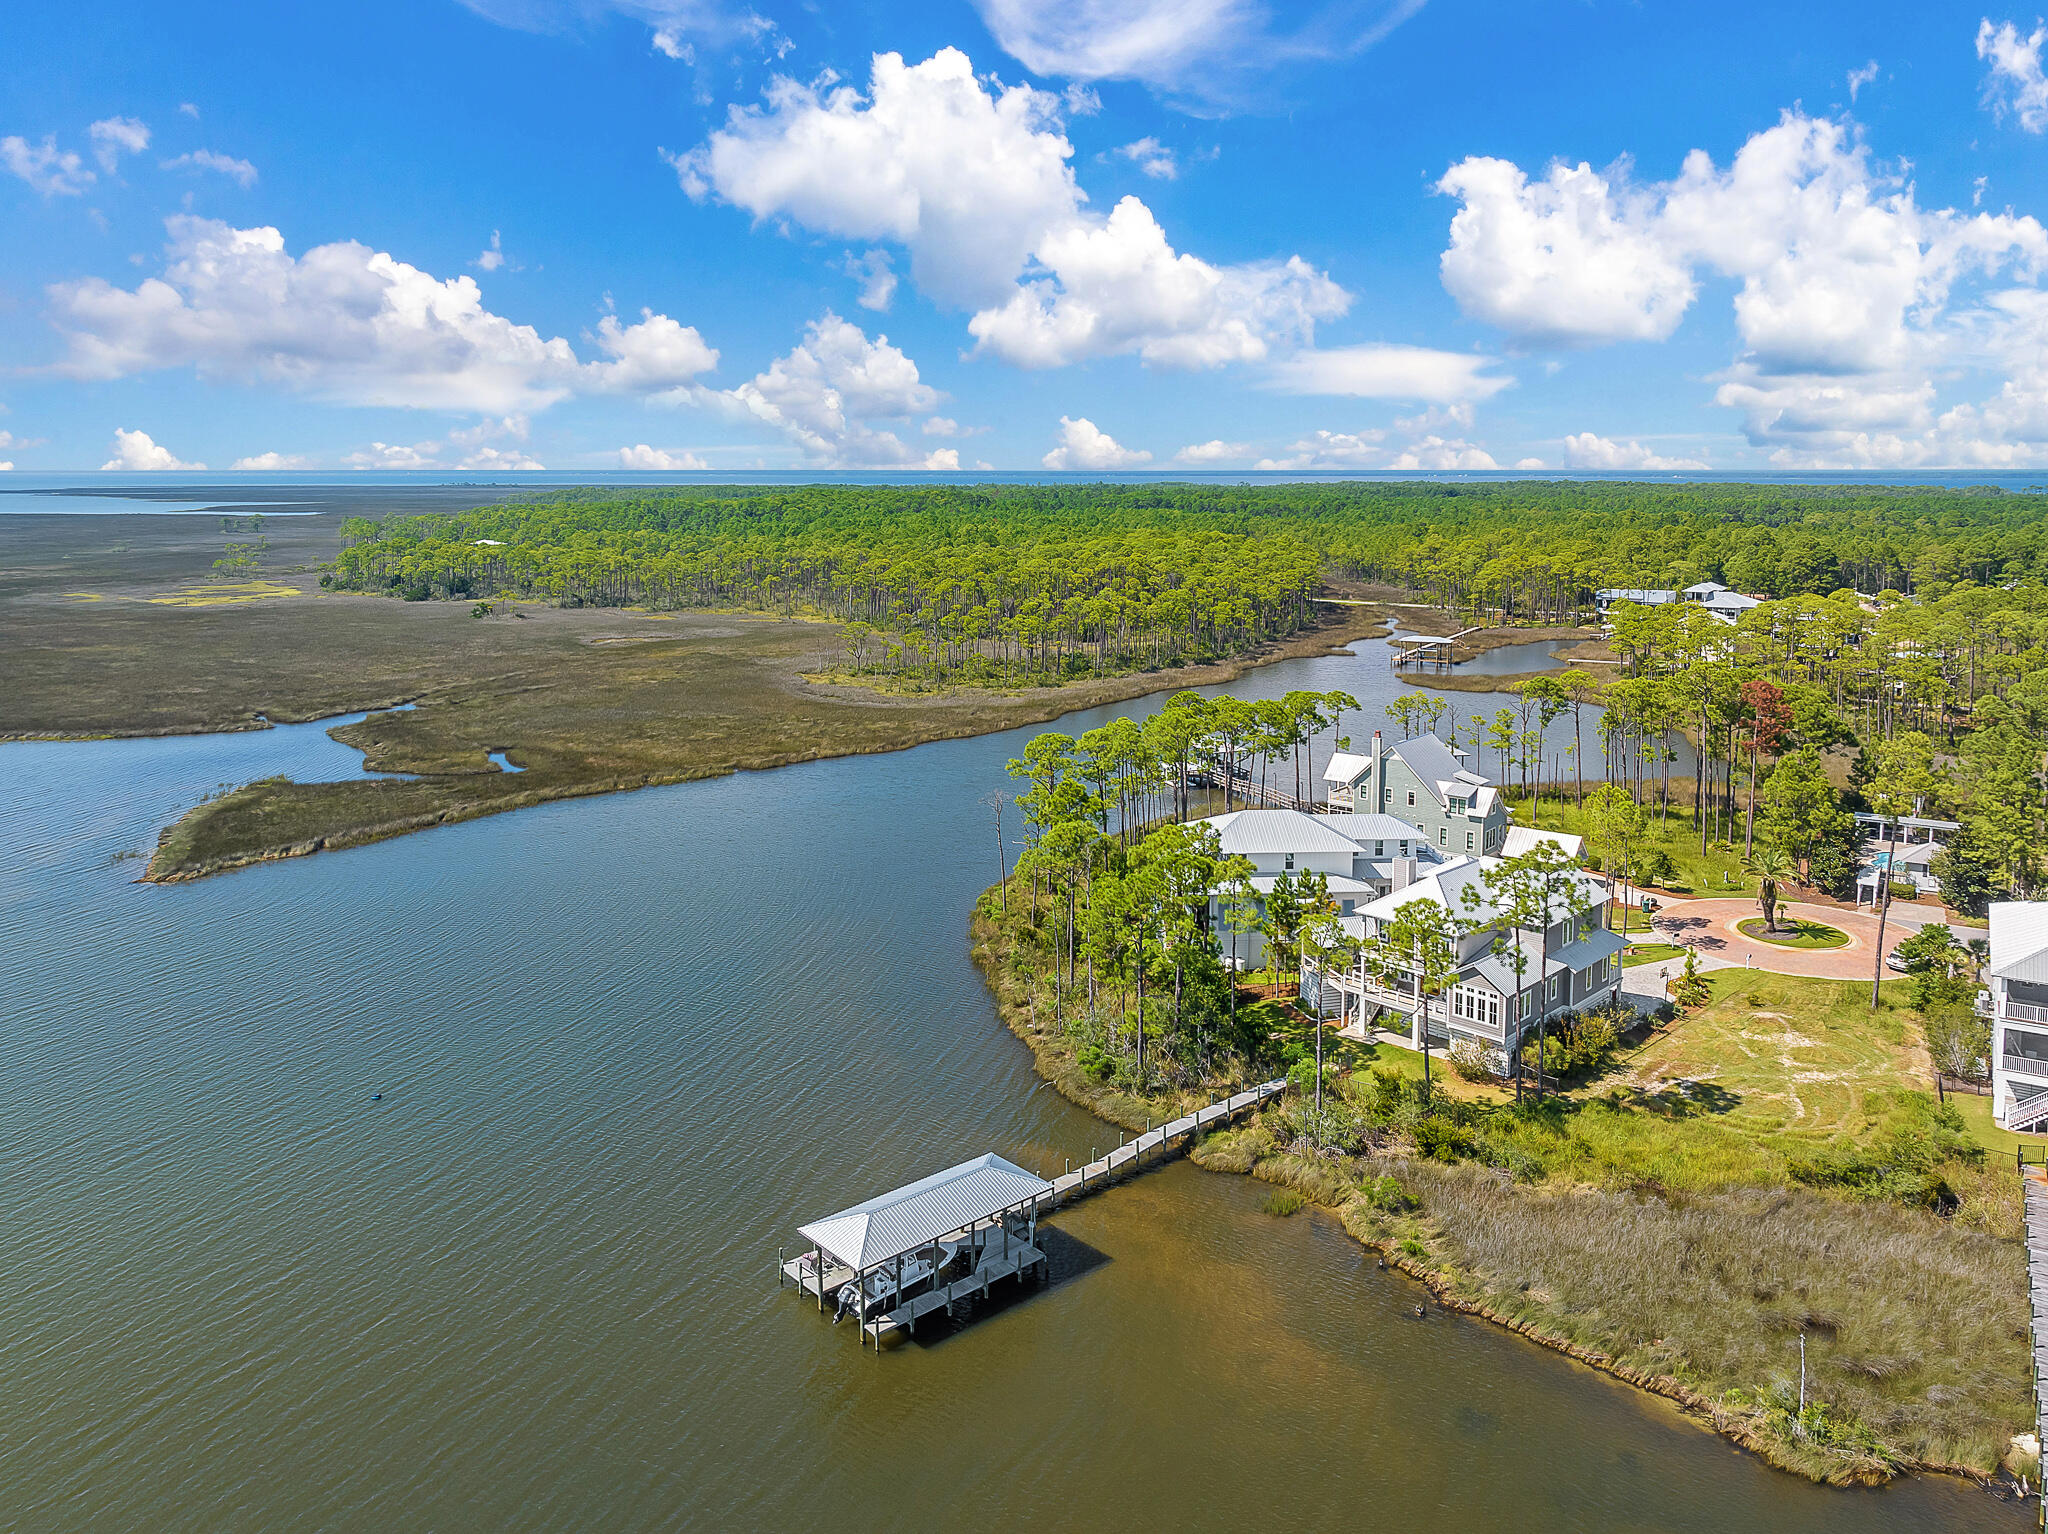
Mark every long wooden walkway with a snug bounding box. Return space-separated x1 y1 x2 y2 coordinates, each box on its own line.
820 1079 1287 1349
2025 1171 2048 1522
1030 1079 1287 1212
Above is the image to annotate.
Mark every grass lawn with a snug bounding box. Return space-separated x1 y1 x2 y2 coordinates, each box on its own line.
1607 971 1923 1146
1507 788 1755 897
1622 941 1686 964
1735 916 1850 950
1950 1089 2046 1159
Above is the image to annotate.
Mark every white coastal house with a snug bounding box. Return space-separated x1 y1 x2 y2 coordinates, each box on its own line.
1301 849 1623 1071
1198 807 1447 972
1595 581 1762 626
1987 902 2048 1132
1852 811 1959 905
1322 732 1507 857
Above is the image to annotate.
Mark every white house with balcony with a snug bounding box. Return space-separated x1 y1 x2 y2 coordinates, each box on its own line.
1197 808 1447 972
1987 902 2048 1132
1301 851 1623 1071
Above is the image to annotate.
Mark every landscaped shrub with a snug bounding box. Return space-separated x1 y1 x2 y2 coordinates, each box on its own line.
1448 1038 1499 1082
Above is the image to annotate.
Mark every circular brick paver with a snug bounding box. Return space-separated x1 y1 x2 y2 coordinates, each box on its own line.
1645 898 1909 980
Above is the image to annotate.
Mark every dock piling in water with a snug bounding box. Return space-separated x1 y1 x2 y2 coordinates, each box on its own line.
779 1079 1286 1351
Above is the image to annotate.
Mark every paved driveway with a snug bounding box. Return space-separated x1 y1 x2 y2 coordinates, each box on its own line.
1646 898 1915 980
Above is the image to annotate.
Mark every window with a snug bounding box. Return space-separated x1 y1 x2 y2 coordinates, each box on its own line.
1438 826 1448 846
1450 796 1466 812
1284 853 1294 870
1465 830 1475 851
1340 899 1354 915
1399 840 1409 856
1406 791 1416 807
1374 841 1385 857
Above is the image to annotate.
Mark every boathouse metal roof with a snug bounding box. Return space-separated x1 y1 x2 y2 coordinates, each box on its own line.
798 1153 1055 1272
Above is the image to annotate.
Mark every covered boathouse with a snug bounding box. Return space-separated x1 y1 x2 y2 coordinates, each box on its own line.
784 1152 1056 1348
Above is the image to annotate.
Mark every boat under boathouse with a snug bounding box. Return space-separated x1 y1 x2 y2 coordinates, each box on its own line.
782 1152 1056 1348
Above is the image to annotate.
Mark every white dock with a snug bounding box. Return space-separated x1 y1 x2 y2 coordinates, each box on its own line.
1032 1079 1288 1210
782 1078 1288 1349
2024 1170 2048 1525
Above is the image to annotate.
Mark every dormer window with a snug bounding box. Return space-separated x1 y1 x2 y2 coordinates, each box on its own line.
1450 796 1467 812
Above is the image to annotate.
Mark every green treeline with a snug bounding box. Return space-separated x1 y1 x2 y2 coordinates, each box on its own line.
330 479 2048 682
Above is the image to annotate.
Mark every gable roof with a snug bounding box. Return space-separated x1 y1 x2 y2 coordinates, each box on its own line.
1310 813 1433 850
1322 751 1372 786
1501 825 1584 859
1385 734 1468 799
1991 902 2048 984
797 1153 1054 1272
1199 808 1367 856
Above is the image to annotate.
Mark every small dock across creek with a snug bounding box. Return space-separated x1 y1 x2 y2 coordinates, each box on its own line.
782 1078 1286 1350
2024 1164 2048 1526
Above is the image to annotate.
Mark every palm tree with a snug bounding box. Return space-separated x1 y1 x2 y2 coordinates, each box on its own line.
1746 846 1797 935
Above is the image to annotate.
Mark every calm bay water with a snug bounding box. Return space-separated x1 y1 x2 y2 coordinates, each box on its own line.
0 640 2011 1531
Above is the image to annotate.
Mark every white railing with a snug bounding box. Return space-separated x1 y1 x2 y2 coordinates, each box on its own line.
2000 997 2048 1027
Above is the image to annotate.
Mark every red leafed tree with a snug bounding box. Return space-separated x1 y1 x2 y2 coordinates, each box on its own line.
1740 678 1794 857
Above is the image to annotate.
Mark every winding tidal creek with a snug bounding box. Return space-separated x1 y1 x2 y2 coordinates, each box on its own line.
0 639 2013 1530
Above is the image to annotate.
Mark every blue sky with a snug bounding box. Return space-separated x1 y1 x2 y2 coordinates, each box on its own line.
6 1 2048 473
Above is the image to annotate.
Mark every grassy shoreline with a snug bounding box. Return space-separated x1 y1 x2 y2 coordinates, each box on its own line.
966 885 2033 1495
141 603 1392 883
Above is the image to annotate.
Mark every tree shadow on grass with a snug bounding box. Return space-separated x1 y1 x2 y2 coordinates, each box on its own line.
1633 1079 1742 1116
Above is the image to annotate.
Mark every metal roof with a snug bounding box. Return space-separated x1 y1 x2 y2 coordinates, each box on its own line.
797 1153 1054 1272
1200 808 1370 856
1322 750 1372 785
1991 903 2048 982
1501 825 1584 859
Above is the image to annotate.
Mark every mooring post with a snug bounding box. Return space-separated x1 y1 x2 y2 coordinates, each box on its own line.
777 1246 784 1288
815 1244 824 1312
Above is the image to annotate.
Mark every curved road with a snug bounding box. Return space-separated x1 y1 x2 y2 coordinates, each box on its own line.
1646 897 1941 980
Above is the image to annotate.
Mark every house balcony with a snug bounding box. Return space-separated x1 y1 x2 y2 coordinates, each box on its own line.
2002 1048 2048 1083
1997 996 2048 1027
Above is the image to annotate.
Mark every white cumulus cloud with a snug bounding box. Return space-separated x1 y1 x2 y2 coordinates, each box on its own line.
1042 415 1150 469
971 0 1425 103
47 218 717 413
1980 19 2048 132
1116 137 1177 179
1175 438 1249 462
843 248 897 311
2 134 94 196
679 48 1347 370
1438 109 2048 464
101 428 203 471
1389 436 1499 471
1560 432 1708 471
1255 428 1386 469
1437 156 1696 346
1266 342 1512 403
719 311 954 467
88 116 149 172
229 450 312 471
619 444 710 469
162 149 258 188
